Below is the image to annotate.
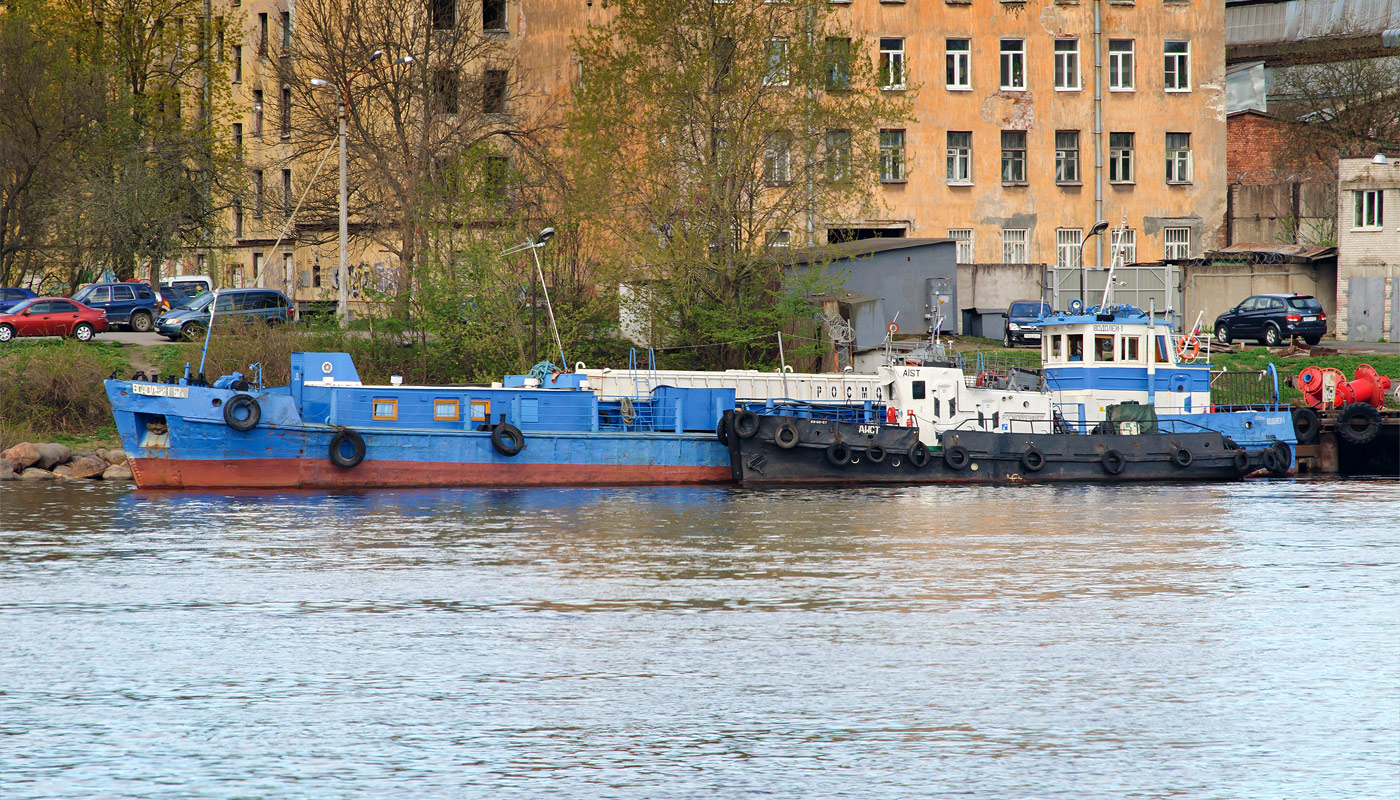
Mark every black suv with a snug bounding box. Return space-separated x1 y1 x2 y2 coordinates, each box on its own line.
1002 299 1051 348
1214 294 1327 347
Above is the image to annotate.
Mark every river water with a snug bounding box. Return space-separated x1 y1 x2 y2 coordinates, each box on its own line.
1 479 1397 799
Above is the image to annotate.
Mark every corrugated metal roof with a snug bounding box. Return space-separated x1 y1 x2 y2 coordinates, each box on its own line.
1227 0 1400 46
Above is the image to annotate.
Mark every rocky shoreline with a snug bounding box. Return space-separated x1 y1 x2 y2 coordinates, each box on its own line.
0 442 132 482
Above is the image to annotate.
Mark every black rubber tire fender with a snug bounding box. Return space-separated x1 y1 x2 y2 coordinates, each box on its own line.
1171 447 1193 468
1101 449 1126 475
223 394 260 432
910 442 931 468
774 422 800 450
943 444 969 470
491 422 526 457
866 443 886 463
1291 407 1320 444
329 429 366 468
1269 441 1292 475
715 415 730 446
1233 450 1252 473
733 409 760 439
1021 446 1046 472
825 439 852 467
1336 402 1381 446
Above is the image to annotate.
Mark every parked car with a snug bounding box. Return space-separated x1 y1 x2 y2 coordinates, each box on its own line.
157 282 206 311
165 275 215 297
0 297 109 342
0 287 37 313
156 288 294 340
1002 299 1052 348
1213 293 1327 347
70 282 161 332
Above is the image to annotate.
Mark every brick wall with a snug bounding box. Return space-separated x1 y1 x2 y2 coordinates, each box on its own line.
1227 112 1290 184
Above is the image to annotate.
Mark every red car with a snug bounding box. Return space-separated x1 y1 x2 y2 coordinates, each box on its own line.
0 297 109 342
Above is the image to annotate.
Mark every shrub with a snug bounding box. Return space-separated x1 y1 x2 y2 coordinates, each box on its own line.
0 341 126 438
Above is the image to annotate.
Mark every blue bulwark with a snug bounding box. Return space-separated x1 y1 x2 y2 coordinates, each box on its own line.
1044 365 1212 394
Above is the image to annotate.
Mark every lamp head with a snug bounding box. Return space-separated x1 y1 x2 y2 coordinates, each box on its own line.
309 78 330 88
395 55 415 65
1090 219 1110 235
535 227 556 245
369 49 384 62
1372 153 1388 165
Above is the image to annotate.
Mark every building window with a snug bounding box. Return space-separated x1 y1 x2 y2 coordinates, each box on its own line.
233 200 243 238
280 11 291 50
1109 132 1134 183
232 45 242 82
280 87 291 137
252 89 263 137
216 17 225 61
483 0 506 32
1057 229 1083 268
232 123 242 160
1164 227 1191 259
258 13 268 56
949 229 973 263
763 132 791 185
251 252 262 285
1002 229 1028 263
1000 39 1025 90
1354 189 1384 229
252 169 264 218
1054 39 1080 90
825 38 852 90
433 69 460 114
432 0 455 30
1000 130 1026 183
880 38 906 90
1110 228 1137 263
483 69 508 113
1108 39 1134 90
281 169 292 215
765 230 792 248
483 155 509 202
1055 130 1080 183
434 399 460 421
825 129 851 182
879 129 906 182
371 399 399 421
764 38 789 87
1164 40 1190 91
946 131 972 184
1165 132 1192 183
946 39 970 90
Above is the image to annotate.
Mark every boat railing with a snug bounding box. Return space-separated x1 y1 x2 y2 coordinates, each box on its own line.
1208 365 1283 409
746 401 883 424
938 415 1230 436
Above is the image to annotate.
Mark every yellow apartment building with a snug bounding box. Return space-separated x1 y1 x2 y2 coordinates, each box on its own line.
193 0 1224 310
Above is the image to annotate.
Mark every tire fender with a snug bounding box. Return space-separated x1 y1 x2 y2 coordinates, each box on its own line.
223 394 260 432
329 429 366 468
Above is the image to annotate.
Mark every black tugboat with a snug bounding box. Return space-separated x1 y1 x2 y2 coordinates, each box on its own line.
721 408 1289 486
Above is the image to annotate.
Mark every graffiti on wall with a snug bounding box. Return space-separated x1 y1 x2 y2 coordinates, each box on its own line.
329 261 396 299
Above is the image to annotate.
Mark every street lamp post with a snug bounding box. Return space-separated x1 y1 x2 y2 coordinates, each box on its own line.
310 51 413 329
1078 219 1110 312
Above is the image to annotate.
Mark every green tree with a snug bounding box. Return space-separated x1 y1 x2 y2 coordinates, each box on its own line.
565 0 910 369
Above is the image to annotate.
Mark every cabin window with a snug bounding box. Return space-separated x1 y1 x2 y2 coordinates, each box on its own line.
1094 335 1116 362
372 399 398 420
434 398 460 421
1154 335 1172 363
1121 336 1141 362
911 380 926 400
1050 334 1063 359
470 400 491 422
932 397 941 418
1067 334 1084 361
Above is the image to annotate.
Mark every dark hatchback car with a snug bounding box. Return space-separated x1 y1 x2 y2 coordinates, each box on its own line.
155 288 294 340
1214 294 1327 347
1002 299 1052 348
0 287 37 312
71 282 161 332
